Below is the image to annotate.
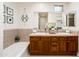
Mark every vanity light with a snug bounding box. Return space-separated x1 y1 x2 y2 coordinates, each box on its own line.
21 8 28 22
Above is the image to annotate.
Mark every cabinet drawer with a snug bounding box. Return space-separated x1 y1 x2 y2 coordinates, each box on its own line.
51 42 58 45
41 37 50 41
50 37 59 41
67 36 78 41
30 36 40 41
59 36 67 41
50 42 59 52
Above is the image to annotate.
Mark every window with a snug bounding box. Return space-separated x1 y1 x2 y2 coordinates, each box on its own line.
54 5 63 13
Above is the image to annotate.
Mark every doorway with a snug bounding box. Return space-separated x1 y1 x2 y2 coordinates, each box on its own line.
38 12 48 32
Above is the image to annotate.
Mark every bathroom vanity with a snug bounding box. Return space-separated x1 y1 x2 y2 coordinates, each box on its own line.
29 32 78 56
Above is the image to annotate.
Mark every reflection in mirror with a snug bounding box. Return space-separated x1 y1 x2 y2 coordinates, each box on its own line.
37 12 63 33
54 5 63 13
38 12 48 32
66 13 75 27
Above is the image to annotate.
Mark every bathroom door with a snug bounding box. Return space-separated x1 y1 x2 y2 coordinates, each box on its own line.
38 12 48 32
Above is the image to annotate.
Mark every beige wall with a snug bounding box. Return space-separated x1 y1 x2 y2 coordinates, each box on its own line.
18 29 32 42
3 29 18 49
3 29 32 49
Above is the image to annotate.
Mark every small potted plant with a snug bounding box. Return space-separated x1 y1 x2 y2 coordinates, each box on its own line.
48 23 56 33
15 35 20 42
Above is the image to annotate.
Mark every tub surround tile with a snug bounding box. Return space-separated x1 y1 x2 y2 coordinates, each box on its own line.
4 29 18 49
4 29 32 49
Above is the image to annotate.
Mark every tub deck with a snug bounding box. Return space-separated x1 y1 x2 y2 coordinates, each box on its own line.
2 42 29 57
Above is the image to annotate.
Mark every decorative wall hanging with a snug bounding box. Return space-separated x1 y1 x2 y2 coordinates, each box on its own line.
21 8 28 22
3 4 14 24
7 16 13 24
7 7 13 16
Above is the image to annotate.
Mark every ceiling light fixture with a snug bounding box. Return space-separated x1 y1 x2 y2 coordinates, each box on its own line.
21 8 28 22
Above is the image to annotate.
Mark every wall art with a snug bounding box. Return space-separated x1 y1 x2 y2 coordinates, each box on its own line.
7 7 13 16
7 16 13 24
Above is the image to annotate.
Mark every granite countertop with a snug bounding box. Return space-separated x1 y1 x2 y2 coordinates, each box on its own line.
30 32 78 36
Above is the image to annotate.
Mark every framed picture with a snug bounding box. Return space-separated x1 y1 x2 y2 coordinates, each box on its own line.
7 16 13 24
7 7 13 16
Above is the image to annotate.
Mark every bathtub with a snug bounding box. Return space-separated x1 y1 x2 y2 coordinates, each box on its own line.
2 42 29 57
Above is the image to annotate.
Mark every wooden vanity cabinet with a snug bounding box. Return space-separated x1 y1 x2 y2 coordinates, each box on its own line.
49 37 60 54
30 36 50 55
30 36 78 55
30 36 41 54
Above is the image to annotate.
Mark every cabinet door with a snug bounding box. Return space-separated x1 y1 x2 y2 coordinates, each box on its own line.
67 36 78 52
50 42 59 53
41 37 50 54
67 40 77 52
30 36 42 54
59 37 67 52
49 37 60 54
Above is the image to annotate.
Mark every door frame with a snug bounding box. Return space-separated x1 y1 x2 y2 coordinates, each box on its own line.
38 12 48 30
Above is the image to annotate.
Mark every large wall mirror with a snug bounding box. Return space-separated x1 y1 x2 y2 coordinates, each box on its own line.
37 5 63 32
